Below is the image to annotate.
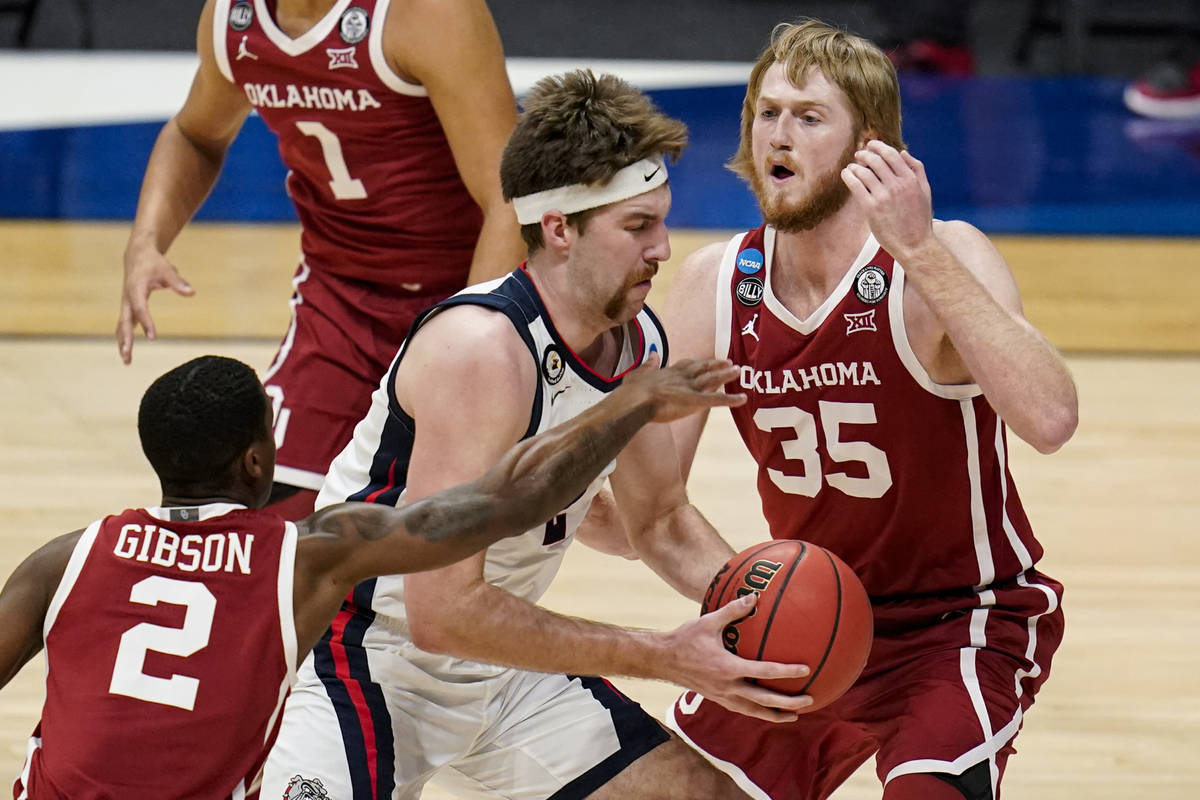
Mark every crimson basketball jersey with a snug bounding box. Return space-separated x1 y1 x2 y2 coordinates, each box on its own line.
214 0 482 292
15 504 297 800
717 226 1042 597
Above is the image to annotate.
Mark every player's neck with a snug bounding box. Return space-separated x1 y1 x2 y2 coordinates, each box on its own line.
273 0 337 36
769 206 872 312
525 261 625 375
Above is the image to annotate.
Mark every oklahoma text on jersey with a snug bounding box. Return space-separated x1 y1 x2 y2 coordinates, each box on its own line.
737 360 881 395
242 83 383 112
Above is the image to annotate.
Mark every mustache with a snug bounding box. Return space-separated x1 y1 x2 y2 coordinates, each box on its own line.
765 152 799 173
630 263 659 286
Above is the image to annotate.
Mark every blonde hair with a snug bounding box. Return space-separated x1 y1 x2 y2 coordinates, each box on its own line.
729 19 904 181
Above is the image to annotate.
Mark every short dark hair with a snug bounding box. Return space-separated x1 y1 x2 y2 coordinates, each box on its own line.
138 356 270 487
500 69 689 252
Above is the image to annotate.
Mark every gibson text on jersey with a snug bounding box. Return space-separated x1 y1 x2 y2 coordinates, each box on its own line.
113 524 254 575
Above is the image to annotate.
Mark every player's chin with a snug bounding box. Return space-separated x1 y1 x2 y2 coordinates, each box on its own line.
605 288 650 323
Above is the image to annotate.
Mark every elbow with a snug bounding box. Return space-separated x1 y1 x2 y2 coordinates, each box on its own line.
404 591 465 655
406 606 455 654
1025 403 1078 454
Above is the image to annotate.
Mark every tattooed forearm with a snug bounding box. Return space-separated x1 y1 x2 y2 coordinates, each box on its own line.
472 398 654 530
303 384 658 566
308 503 398 542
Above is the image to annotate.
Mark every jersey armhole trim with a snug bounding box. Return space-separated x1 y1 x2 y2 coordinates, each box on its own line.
43 519 102 636
263 520 299 753
386 292 545 441
713 233 743 359
277 521 299 682
369 0 429 97
640 303 670 368
889 265 982 400
212 0 235 83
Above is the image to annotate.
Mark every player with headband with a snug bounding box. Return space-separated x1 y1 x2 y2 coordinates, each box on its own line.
262 69 810 800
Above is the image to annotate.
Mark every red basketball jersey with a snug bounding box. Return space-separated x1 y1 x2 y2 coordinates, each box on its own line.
15 504 297 800
214 0 482 292
717 226 1042 597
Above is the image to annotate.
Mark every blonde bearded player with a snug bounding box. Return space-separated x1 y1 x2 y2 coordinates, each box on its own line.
661 19 1078 800
260 70 814 800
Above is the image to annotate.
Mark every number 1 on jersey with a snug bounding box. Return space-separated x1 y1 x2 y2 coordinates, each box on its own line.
296 121 367 200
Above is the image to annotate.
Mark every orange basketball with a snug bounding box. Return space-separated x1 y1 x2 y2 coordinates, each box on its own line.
702 539 873 712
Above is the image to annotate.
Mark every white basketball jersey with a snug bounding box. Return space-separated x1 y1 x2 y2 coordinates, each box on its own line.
317 267 667 675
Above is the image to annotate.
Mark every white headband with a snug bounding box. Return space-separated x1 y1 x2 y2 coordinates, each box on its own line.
511 157 669 225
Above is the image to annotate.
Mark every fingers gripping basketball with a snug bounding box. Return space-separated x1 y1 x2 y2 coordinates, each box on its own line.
702 540 874 712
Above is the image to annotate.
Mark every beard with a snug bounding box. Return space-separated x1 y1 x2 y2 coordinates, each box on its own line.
602 263 658 322
752 137 858 233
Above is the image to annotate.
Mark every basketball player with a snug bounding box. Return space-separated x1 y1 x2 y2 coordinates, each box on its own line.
660 20 1079 800
261 71 812 800
1 352 742 799
116 0 525 519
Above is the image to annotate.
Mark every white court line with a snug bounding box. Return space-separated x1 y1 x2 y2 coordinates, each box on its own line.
0 53 750 131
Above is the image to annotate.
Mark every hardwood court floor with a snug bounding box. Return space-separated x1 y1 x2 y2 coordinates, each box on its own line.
0 222 1197 797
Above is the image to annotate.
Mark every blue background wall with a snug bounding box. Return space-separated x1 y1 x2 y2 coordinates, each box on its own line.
4 75 1198 235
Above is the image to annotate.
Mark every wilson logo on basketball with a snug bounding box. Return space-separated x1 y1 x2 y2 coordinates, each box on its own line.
720 558 783 653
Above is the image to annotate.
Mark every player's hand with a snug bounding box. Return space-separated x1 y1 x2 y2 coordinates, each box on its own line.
116 242 195 364
660 593 812 722
841 140 936 262
620 354 746 424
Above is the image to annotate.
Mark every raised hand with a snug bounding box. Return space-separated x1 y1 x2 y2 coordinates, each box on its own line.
660 592 812 722
841 139 936 262
116 243 195 364
620 354 746 424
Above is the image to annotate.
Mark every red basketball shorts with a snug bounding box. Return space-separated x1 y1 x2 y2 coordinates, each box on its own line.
667 569 1065 800
262 262 456 491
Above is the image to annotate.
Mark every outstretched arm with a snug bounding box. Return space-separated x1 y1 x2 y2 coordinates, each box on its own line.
291 353 743 656
843 140 1078 453
117 0 252 362
0 531 81 690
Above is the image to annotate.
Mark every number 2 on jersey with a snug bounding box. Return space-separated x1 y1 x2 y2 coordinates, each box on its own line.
108 576 215 711
296 121 367 200
755 401 893 499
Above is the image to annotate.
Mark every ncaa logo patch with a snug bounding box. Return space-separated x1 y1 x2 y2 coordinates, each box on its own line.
736 276 764 306
736 248 764 275
229 1 253 30
339 6 369 43
542 345 566 385
853 264 889 305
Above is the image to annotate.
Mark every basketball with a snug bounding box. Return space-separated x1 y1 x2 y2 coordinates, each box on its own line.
702 539 873 711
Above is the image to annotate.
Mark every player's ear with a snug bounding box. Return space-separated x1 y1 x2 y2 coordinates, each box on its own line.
541 211 573 256
241 440 270 483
